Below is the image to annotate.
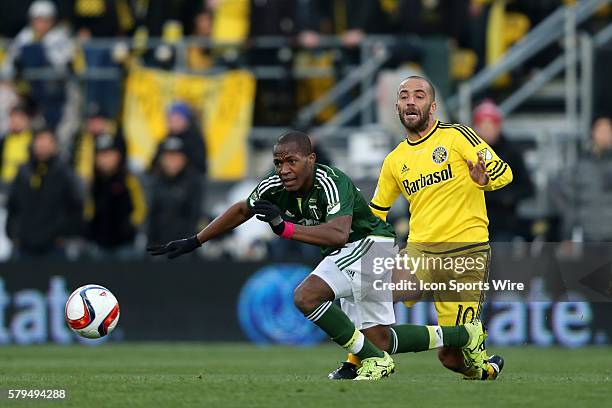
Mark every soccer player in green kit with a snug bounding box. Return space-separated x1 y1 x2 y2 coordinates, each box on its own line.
148 130 486 380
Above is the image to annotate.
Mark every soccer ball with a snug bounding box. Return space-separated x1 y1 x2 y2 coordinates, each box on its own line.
65 284 120 339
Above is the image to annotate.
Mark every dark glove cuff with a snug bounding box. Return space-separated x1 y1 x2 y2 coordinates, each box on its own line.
189 235 202 248
270 221 286 236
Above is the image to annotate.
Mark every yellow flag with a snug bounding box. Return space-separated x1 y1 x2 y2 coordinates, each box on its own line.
122 66 256 180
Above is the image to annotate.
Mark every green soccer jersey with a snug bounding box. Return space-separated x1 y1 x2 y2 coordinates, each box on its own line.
247 163 395 256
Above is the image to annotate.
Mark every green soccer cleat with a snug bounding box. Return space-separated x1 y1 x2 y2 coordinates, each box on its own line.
463 320 487 360
461 319 487 379
353 352 395 381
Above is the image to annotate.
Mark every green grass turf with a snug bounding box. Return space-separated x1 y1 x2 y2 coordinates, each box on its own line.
0 344 610 408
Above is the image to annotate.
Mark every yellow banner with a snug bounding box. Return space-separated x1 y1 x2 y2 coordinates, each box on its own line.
122 67 255 180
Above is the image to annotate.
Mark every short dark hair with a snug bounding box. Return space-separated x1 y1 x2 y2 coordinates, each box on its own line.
402 75 436 101
276 130 313 156
33 127 55 138
10 105 28 116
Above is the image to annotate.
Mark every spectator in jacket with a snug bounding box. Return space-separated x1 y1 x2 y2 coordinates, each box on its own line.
6 128 83 259
151 102 207 175
297 0 388 48
85 134 146 259
71 106 126 183
552 117 612 242
295 0 400 126
68 0 123 117
2 1 74 129
148 137 203 249
394 0 469 42
473 100 534 241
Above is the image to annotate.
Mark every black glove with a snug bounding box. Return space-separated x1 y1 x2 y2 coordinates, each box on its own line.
394 235 407 249
252 200 285 235
147 235 201 259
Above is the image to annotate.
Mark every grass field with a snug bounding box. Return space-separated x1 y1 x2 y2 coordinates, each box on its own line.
1 344 610 407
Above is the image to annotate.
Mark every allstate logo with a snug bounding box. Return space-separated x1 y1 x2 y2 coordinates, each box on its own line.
237 264 326 345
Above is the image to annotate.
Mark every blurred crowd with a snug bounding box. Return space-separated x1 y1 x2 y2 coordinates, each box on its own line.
0 0 611 261
0 0 591 129
2 100 207 260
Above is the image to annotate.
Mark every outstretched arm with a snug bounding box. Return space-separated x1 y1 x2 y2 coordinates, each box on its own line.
148 201 253 259
196 201 253 244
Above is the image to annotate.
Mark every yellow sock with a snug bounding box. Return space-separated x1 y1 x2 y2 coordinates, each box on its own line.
347 353 361 367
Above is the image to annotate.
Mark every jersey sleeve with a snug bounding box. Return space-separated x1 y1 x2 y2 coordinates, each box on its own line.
322 173 355 221
246 173 282 211
453 125 513 191
370 154 401 221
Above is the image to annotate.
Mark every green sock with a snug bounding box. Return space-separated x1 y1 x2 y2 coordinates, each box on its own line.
306 301 384 359
440 326 469 348
389 324 469 354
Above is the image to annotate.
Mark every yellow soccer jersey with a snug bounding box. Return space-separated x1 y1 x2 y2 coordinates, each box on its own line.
370 120 513 243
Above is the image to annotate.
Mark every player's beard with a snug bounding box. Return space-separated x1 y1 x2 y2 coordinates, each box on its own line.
399 103 432 133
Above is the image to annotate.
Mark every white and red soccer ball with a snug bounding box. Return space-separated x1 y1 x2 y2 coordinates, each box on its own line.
65 284 120 339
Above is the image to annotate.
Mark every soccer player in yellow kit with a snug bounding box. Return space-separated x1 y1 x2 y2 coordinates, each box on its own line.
368 76 512 380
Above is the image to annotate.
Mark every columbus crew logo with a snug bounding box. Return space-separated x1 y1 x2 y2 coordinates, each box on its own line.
432 146 448 164
478 147 493 160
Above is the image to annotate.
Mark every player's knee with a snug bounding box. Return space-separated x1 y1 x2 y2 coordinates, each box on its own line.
293 284 322 314
294 275 335 314
438 347 463 372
